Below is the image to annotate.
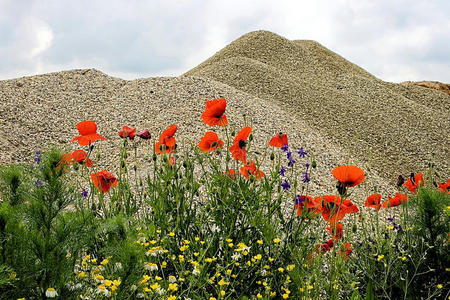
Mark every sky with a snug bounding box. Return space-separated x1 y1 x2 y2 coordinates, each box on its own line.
1 0 449 83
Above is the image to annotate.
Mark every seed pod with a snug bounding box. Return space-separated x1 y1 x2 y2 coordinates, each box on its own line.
352 224 357 233
312 161 317 168
270 153 275 161
152 153 157 161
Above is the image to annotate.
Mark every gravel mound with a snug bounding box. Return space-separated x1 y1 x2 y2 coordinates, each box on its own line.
0 69 395 199
184 30 450 181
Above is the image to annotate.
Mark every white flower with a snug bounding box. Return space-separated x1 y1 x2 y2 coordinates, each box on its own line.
192 268 200 275
144 262 158 271
169 276 177 283
232 253 241 260
156 287 165 295
45 288 58 298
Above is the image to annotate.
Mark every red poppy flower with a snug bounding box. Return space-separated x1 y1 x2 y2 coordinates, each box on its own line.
269 132 288 148
72 149 93 167
136 129 151 140
91 170 118 193
57 153 74 171
332 166 365 188
155 125 178 154
403 173 424 194
119 126 136 140
58 150 93 169
240 160 265 180
295 195 321 218
201 98 228 126
71 120 107 146
339 242 352 260
198 132 224 153
315 239 334 254
365 193 382 210
326 222 343 240
230 126 252 163
318 195 359 224
438 178 450 194
382 193 408 208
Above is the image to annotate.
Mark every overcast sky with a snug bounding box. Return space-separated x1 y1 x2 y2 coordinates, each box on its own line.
1 0 449 82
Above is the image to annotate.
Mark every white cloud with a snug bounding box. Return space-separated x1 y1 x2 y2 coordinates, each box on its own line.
0 0 449 82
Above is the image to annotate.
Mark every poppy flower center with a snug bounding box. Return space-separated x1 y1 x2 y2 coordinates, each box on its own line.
238 140 247 149
210 141 218 148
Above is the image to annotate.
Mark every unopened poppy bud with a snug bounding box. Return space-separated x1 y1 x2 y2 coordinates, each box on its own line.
89 145 94 152
352 224 357 233
152 154 157 161
121 161 126 169
312 161 317 168
231 130 235 136
133 165 137 172
163 156 168 163
249 134 253 142
140 179 143 186
183 161 188 168
73 163 79 171
137 129 151 140
270 153 275 160
396 175 405 187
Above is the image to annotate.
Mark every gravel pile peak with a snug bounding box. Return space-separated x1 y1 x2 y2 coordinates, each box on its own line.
183 30 450 181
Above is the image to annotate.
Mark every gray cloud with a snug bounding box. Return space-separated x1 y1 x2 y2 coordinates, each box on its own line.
0 0 449 82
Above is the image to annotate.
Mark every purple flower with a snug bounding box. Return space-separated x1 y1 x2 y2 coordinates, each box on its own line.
387 217 394 222
35 179 43 187
297 147 307 158
305 163 310 169
302 172 310 183
281 144 289 152
81 189 89 198
279 166 286 176
295 195 306 205
34 150 42 164
286 151 295 167
281 180 291 190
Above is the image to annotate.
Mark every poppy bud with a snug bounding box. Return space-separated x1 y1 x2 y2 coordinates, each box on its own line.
312 161 317 168
89 145 94 152
163 156 168 163
140 178 143 186
231 130 235 136
410 172 415 185
121 161 126 169
396 175 405 187
152 154 157 161
352 224 357 233
133 165 137 172
137 129 151 140
183 161 188 168
249 134 253 142
270 153 275 161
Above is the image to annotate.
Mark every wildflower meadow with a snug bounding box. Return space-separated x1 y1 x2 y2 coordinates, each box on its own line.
0 98 449 299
